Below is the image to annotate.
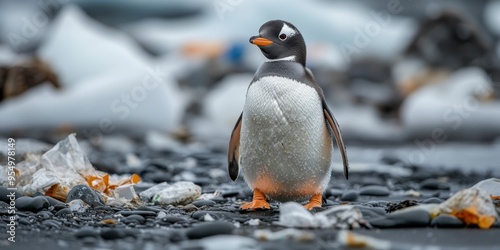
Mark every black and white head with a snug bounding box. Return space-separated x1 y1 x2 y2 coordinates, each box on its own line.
249 20 306 66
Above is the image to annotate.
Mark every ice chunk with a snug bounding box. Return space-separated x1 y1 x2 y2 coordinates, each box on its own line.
38 5 148 87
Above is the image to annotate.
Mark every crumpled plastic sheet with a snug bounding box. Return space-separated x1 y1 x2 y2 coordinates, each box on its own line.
403 185 498 229
337 230 391 250
151 181 201 205
277 202 367 229
472 178 500 200
439 187 498 229
2 133 140 203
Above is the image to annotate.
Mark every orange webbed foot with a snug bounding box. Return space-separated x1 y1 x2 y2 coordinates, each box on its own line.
304 193 322 210
240 189 270 211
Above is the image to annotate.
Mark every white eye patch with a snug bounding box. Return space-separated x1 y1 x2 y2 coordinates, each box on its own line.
278 23 297 40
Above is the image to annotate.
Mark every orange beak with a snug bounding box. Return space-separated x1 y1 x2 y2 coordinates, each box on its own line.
250 37 273 46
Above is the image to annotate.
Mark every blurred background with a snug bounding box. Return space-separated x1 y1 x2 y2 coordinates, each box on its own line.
0 0 499 154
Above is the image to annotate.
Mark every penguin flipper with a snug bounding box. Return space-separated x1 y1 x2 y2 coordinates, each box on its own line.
228 113 242 181
322 101 349 180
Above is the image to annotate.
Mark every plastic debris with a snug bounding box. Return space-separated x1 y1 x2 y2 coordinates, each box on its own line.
401 186 498 229
337 230 391 250
68 199 90 213
197 190 221 200
152 181 201 205
254 229 315 242
139 182 170 201
7 134 140 204
439 187 497 229
472 178 500 200
277 202 366 229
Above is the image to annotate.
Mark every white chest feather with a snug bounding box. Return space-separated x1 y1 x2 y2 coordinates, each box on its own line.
240 76 333 201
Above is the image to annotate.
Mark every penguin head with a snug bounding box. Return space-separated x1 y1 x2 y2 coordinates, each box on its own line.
250 20 306 66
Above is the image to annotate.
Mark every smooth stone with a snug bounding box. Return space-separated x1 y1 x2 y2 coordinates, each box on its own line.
359 185 391 196
119 210 157 217
44 196 65 208
73 227 99 239
421 197 443 204
326 189 343 197
354 206 386 219
37 210 54 220
123 214 145 224
431 215 465 228
369 208 431 228
0 186 23 203
15 196 50 212
66 184 105 207
160 216 188 224
340 190 359 201
101 228 136 240
186 222 235 240
18 218 30 225
221 191 240 198
419 179 450 190
192 200 216 207
42 219 62 229
169 231 187 242
55 208 72 217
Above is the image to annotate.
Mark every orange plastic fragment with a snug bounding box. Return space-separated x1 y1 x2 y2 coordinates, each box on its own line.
490 195 500 200
346 231 368 248
45 184 69 201
451 206 496 229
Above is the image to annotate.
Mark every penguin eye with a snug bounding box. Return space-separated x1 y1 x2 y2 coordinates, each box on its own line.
279 33 287 41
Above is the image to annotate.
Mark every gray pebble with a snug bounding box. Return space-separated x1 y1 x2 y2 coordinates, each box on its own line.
66 184 105 208
186 222 234 239
340 190 359 201
369 208 430 228
119 210 157 217
359 185 390 196
55 208 72 217
192 200 216 207
431 215 465 228
419 179 450 190
15 196 49 212
123 214 146 224
74 227 100 238
421 197 443 204
42 219 62 229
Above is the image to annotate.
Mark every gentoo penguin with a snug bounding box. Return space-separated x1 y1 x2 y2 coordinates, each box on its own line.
228 20 349 211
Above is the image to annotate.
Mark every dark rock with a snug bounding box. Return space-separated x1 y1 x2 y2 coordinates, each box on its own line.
55 208 72 217
186 222 235 239
74 227 99 239
431 215 465 228
355 206 386 219
43 196 65 208
0 186 22 203
380 155 402 165
169 230 187 242
385 200 418 213
66 184 105 207
421 197 443 204
359 185 390 196
221 191 240 198
119 210 157 217
101 228 136 240
325 189 343 197
42 219 62 229
15 196 49 212
123 214 146 225
419 179 450 190
18 218 30 225
340 190 359 202
192 200 216 208
160 216 188 224
37 210 53 220
369 208 431 228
